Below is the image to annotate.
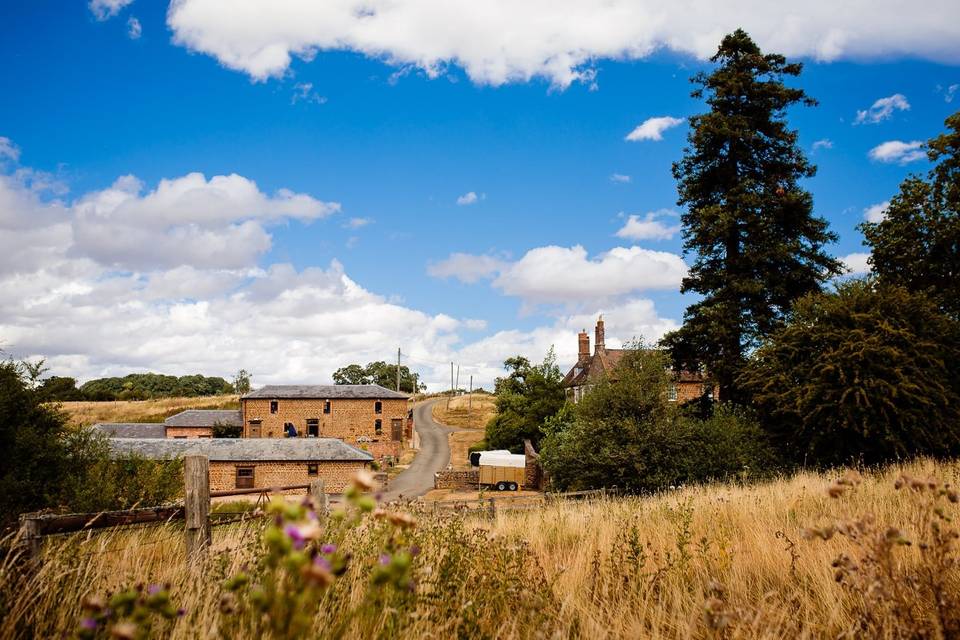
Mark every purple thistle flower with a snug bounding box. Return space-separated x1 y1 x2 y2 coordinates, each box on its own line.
147 584 162 595
314 556 332 571
80 618 98 630
379 553 391 566
321 543 337 554
409 545 420 556
284 525 306 550
177 608 186 617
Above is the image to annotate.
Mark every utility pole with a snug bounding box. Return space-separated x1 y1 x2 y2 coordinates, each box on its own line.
468 375 473 421
455 365 460 398
396 347 401 392
448 362 454 408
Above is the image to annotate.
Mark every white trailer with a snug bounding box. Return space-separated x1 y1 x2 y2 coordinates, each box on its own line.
477 451 526 491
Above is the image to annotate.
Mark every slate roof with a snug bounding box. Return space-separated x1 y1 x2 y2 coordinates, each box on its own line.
242 384 409 400
562 348 706 388
164 409 243 428
92 422 166 439
107 438 374 462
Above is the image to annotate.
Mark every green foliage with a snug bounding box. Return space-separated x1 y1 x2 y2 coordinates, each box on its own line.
665 29 841 403
540 349 775 492
740 279 960 466
212 421 243 438
233 369 252 395
861 110 960 317
79 373 233 401
36 375 84 402
332 361 422 393
484 348 565 452
77 584 181 639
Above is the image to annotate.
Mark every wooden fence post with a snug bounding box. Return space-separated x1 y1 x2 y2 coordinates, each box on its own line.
487 498 496 521
309 479 328 522
184 455 211 563
18 513 41 561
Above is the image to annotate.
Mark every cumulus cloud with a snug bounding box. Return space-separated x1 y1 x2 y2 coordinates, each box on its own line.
456 191 482 206
127 16 142 39
854 93 910 124
342 217 372 229
625 116 684 142
863 201 890 223
164 1 960 87
812 138 833 151
842 252 871 275
0 137 21 162
89 0 134 20
615 210 681 241
428 253 507 283
943 83 959 103
291 82 327 105
609 173 631 183
868 140 926 164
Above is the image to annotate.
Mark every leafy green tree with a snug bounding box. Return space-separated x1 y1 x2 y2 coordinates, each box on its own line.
79 373 232 400
540 348 773 491
36 375 84 402
484 349 565 452
332 361 422 393
233 369 252 395
213 421 243 438
740 279 960 466
664 29 842 403
861 110 960 316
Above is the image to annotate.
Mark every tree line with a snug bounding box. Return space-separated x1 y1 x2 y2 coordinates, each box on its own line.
35 371 236 402
480 29 960 490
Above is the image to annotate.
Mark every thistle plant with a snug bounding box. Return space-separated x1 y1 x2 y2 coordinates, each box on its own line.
75 584 182 640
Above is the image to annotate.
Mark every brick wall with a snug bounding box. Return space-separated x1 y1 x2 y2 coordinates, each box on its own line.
166 427 213 438
523 440 542 490
434 469 480 490
673 381 715 404
242 397 407 443
209 460 367 493
359 440 402 463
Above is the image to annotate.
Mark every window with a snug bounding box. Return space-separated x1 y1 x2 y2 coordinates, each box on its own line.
270 400 278 414
236 466 255 489
198 435 212 439
173 436 187 440
375 400 382 414
306 418 319 437
307 464 318 476
667 384 678 402
284 422 297 437
323 400 331 414
375 419 382 436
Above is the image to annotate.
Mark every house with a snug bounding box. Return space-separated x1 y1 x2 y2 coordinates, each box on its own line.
561 317 714 404
91 422 166 439
107 437 373 493
163 409 242 438
241 384 409 461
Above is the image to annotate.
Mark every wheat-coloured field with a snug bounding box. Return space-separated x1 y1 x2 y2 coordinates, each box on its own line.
57 395 240 427
4 458 958 639
431 393 496 430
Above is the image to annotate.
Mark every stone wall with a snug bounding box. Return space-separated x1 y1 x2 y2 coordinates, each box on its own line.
434 469 480 490
166 426 212 438
208 460 367 493
523 439 543 490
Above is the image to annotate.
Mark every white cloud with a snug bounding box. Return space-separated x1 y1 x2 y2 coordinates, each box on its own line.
615 210 681 241
944 83 959 103
842 252 871 275
609 173 631 183
164 1 960 87
291 82 327 105
863 201 889 223
854 93 910 124
127 16 142 39
625 116 684 142
868 140 926 164
0 137 21 162
428 253 506 283
343 217 372 229
456 191 482 206
89 0 134 21
812 138 833 151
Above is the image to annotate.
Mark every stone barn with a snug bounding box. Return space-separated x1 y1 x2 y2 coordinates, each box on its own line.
108 437 373 493
164 409 243 438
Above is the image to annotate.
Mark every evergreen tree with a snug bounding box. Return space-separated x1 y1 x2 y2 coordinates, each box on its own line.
861 110 960 316
664 29 841 403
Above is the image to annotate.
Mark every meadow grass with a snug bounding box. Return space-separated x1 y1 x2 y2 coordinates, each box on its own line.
56 395 240 427
431 393 496 430
3 458 958 639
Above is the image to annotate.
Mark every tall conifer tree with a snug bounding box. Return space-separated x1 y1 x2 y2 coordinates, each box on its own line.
664 29 841 403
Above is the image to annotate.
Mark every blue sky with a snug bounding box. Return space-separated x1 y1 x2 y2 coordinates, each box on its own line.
2 1 959 389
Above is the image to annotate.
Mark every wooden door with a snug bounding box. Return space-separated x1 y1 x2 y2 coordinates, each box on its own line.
391 418 403 441
248 421 261 438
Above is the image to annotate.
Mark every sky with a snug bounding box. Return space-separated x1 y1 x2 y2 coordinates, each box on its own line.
1 1 959 391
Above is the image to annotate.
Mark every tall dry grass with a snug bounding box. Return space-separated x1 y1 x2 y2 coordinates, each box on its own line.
57 395 240 427
3 459 958 639
431 393 496 430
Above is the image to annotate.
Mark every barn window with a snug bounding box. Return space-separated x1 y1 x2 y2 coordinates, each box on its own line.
306 418 319 437
270 400 278 414
667 384 678 402
236 466 255 489
173 436 187 440
375 400 382 414
375 419 382 435
323 400 331 414
307 464 318 476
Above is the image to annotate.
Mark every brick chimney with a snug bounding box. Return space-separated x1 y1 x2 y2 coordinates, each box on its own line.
594 315 605 354
578 329 590 363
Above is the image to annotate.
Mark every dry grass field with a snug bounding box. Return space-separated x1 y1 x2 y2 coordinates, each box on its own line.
447 430 486 468
57 395 240 427
4 458 958 639
431 393 496 430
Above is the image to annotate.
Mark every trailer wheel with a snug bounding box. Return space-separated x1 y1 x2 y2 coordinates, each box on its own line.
508 482 518 491
496 481 507 491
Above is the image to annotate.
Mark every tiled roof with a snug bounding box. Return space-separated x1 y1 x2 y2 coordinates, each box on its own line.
164 409 242 427
562 348 706 388
242 384 409 400
91 422 166 439
107 437 374 462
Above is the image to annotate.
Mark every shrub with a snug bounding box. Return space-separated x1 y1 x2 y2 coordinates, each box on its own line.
741 279 960 466
484 350 565 452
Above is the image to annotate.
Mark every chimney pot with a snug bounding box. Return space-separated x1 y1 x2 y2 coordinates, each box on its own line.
595 316 605 354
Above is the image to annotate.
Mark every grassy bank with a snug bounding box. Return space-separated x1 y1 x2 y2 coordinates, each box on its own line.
431 393 496 430
57 395 240 427
3 458 958 638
